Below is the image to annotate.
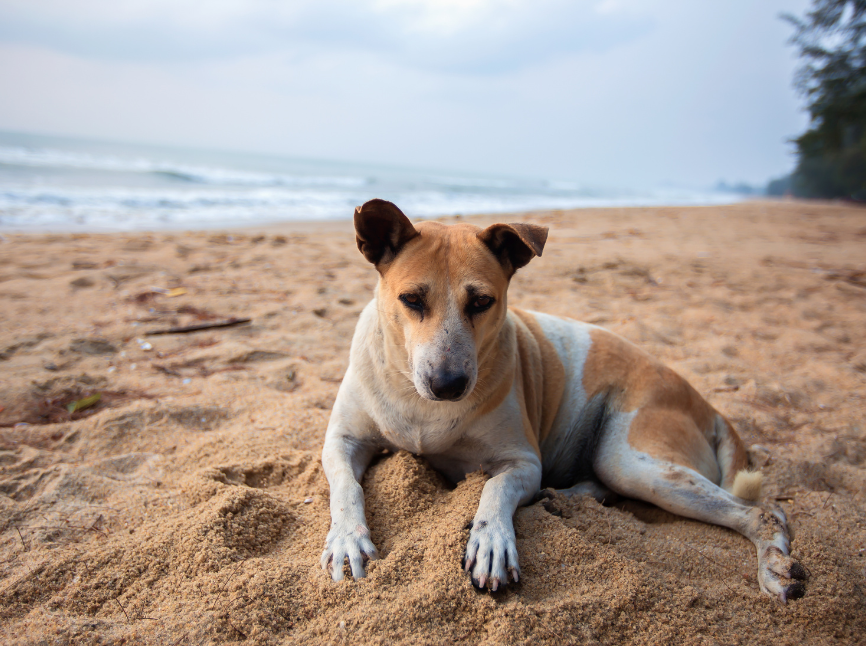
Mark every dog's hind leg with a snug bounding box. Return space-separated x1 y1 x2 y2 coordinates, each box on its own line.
593 409 807 602
558 480 614 502
536 480 616 504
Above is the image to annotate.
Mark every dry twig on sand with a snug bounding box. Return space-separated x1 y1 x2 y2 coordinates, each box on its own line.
145 318 251 336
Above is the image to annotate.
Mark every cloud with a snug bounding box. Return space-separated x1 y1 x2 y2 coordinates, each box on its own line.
0 0 653 73
0 0 811 187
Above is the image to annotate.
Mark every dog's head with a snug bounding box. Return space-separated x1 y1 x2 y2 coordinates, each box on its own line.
355 199 547 402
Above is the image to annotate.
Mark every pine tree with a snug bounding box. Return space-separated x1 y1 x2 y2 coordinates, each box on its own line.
784 0 866 199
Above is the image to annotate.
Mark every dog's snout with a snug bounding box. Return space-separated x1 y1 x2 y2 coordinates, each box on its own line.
430 373 469 401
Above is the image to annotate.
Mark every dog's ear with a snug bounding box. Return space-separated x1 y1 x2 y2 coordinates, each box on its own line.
478 222 548 275
354 199 419 267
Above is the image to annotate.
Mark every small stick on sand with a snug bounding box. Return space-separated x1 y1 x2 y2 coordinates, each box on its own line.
227 618 248 640
681 542 735 593
144 318 251 336
115 598 131 623
153 363 183 377
15 526 28 552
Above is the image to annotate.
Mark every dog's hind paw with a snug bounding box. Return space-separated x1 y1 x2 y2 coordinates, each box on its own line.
531 488 556 504
757 546 808 603
321 523 378 582
751 506 807 603
462 517 520 591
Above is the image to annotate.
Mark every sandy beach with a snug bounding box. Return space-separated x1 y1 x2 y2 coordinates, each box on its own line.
1 200 865 645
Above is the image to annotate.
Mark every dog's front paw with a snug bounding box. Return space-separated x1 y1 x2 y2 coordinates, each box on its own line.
320 522 378 581
462 518 519 591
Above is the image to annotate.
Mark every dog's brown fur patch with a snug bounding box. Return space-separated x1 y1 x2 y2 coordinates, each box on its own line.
512 309 566 450
581 327 746 484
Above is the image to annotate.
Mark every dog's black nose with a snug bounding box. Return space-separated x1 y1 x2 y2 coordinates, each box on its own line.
430 374 469 401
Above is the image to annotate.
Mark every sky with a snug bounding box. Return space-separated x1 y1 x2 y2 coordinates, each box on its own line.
0 0 812 189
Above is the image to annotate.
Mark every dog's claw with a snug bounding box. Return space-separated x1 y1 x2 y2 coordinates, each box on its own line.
321 523 378 582
464 517 519 591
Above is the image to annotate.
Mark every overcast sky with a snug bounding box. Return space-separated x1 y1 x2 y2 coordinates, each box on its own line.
0 0 811 188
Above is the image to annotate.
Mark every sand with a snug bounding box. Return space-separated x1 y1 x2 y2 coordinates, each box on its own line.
0 200 864 645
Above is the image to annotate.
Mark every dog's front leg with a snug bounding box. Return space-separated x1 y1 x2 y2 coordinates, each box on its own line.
321 432 379 581
463 457 541 590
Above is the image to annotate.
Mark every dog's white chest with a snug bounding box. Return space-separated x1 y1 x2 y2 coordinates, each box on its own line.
370 398 463 456
377 416 460 455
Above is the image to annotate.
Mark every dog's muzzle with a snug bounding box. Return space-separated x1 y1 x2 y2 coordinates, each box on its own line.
429 373 469 401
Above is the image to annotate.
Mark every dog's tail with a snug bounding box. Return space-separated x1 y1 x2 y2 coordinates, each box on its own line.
730 469 763 501
715 414 762 501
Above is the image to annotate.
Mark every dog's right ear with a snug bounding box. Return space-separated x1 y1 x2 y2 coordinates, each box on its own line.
478 222 548 276
354 199 419 267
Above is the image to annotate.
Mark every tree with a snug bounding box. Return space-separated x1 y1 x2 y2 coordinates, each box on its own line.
784 0 866 199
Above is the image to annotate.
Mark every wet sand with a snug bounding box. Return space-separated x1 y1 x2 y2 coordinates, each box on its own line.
0 200 865 644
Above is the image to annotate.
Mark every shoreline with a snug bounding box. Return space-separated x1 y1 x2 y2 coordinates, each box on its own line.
0 197 815 238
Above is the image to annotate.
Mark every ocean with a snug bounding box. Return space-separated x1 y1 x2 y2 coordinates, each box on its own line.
0 131 742 232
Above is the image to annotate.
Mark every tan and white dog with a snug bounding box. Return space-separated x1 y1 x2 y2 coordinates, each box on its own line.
321 199 807 602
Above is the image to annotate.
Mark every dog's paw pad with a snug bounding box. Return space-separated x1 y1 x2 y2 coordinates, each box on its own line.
780 580 806 603
789 562 808 580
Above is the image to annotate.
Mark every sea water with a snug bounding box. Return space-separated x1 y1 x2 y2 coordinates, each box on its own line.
0 130 741 232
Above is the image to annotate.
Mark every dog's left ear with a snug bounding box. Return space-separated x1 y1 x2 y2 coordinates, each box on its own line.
478 222 548 275
354 199 419 267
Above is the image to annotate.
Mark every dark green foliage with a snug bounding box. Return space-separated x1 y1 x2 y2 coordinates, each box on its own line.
766 174 794 196
784 1 866 199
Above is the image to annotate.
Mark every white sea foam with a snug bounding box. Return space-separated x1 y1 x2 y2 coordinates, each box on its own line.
0 184 740 231
0 135 744 231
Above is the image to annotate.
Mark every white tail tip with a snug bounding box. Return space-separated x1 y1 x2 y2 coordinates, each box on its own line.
731 469 763 501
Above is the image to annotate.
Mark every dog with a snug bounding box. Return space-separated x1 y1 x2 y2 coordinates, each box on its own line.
320 199 807 602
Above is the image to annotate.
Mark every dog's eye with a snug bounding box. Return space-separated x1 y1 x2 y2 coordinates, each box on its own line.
467 295 494 315
399 293 424 312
